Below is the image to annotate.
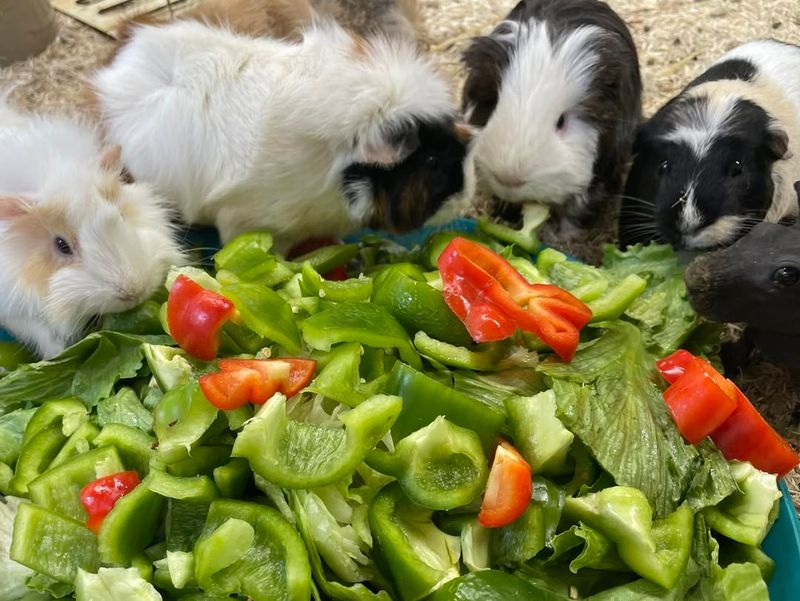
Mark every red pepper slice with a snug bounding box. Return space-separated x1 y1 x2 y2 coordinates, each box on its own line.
663 358 738 444
478 440 532 528
438 238 591 361
711 388 800 478
199 358 317 410
656 349 696 384
167 275 237 361
80 470 141 534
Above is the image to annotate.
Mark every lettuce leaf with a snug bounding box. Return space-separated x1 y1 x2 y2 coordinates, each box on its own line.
97 387 153 433
0 497 33 601
75 567 162 600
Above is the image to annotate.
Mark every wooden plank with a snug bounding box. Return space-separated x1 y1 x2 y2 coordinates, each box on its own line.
50 0 196 38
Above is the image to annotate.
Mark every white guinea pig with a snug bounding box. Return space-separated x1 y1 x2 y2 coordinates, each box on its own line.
462 0 642 227
93 15 474 253
0 100 184 359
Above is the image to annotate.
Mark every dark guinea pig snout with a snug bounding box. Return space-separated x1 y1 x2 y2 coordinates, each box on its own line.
683 255 720 316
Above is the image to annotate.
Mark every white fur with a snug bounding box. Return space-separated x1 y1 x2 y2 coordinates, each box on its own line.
0 103 185 358
93 20 456 252
677 182 701 233
662 93 740 160
683 215 747 250
472 22 602 208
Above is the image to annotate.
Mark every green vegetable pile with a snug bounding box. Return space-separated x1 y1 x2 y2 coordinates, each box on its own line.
0 224 783 601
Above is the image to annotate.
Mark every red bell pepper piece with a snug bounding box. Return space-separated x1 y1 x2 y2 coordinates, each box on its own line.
167 275 237 361
199 358 317 410
656 349 696 384
711 388 800 478
478 440 532 528
662 358 738 444
438 238 592 361
80 470 141 533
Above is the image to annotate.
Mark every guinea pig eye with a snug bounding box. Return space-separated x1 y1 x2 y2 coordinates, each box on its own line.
658 160 670 177
555 114 566 131
729 160 743 178
424 154 439 168
772 266 799 287
54 237 73 256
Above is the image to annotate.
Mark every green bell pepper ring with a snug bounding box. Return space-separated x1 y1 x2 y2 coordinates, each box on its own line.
213 458 251 499
384 362 505 454
301 303 422 370
22 398 89 446
193 499 312 601
372 267 472 347
232 394 402 488
428 570 563 601
413 332 502 372
300 262 373 303
146 469 220 502
7 425 67 496
221 282 302 352
11 502 100 584
49 420 101 469
564 487 694 589
93 423 155 476
28 445 126 521
98 475 165 566
368 483 461 601
306 342 387 407
154 381 219 464
367 416 487 511
587 274 648 322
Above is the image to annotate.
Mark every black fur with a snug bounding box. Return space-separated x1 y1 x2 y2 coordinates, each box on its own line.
620 94 784 249
685 219 800 369
461 0 642 223
685 58 757 89
341 119 470 231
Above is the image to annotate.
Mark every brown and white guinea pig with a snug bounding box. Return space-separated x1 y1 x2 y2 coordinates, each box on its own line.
94 2 475 253
620 40 800 251
0 99 184 359
684 200 800 369
461 0 642 227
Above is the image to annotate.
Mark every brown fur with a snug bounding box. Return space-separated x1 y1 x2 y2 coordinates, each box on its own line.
311 0 421 41
184 0 314 40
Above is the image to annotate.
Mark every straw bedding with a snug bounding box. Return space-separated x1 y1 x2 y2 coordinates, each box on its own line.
1 0 798 506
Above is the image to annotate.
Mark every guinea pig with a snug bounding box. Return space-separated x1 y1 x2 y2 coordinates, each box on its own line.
0 99 184 359
620 40 800 251
684 207 800 369
93 15 475 253
310 0 420 41
461 0 642 227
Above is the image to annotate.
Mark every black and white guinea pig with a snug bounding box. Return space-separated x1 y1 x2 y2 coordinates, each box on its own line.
620 39 800 251
95 8 475 253
0 99 184 359
684 200 800 369
461 0 642 226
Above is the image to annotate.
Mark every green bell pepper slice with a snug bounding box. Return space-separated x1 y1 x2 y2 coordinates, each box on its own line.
306 342 387 407
22 398 89 446
214 231 293 287
93 423 155 476
213 458 251 499
167 499 211 553
0 340 35 371
50 421 101 469
167 445 231 478
371 267 472 347
587 274 648 322
564 487 694 589
222 282 302 353
7 425 67 496
368 483 460 601
384 362 505 454
143 345 197 393
367 416 487 511
11 502 100 583
535 248 568 275
301 303 422 370
146 469 219 502
232 394 402 488
477 214 544 254
291 242 360 275
300 262 373 303
98 476 164 566
429 570 562 601
413 332 501 371
504 391 574 476
154 381 219 464
28 445 126 521
193 499 311 601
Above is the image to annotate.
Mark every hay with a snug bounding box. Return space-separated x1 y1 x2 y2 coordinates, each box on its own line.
1 0 799 507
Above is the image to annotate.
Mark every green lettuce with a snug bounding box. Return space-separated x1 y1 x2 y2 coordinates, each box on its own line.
75 567 162 601
97 387 153 433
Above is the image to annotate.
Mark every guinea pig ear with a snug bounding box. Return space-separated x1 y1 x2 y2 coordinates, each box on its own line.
100 145 123 172
356 124 421 167
631 121 654 156
454 122 477 145
0 196 29 220
766 126 791 160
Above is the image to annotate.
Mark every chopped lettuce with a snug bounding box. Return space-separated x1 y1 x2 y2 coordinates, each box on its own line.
0 497 33 601
97 387 153 433
75 567 162 600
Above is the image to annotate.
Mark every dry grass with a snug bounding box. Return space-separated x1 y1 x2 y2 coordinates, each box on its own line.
1 0 799 507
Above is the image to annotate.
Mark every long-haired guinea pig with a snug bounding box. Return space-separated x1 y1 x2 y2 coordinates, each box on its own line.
0 100 184 359
93 14 474 253
461 0 642 226
684 209 800 369
620 40 800 251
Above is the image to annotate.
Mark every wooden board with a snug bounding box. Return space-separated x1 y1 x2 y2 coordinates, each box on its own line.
50 0 199 38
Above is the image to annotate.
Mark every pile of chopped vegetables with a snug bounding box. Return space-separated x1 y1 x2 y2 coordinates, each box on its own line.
1 220 798 601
